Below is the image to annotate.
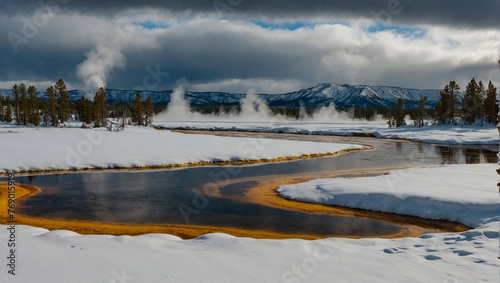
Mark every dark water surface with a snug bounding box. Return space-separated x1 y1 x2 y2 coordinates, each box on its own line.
6 133 498 237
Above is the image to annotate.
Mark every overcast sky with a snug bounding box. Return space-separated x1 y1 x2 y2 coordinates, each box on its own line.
1 0 499 93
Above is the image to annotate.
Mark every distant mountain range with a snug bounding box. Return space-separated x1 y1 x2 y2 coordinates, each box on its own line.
0 83 459 109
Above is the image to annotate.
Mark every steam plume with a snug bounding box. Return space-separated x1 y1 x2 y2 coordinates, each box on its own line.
76 43 126 96
156 87 384 123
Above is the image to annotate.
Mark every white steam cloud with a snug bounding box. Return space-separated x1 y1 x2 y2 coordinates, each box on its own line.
159 86 205 121
76 43 126 93
156 86 382 123
75 23 160 97
237 92 277 122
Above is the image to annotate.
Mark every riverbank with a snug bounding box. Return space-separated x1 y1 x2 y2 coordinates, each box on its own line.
154 120 499 145
2 166 468 240
0 123 365 174
0 130 487 238
0 182 40 220
0 127 497 282
277 164 499 228
1 162 498 282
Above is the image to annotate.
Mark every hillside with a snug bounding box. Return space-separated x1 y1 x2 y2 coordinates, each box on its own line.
0 83 455 109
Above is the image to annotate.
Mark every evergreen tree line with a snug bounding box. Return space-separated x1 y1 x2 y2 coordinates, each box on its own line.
0 79 156 128
129 93 154 127
1 77 497 129
388 79 498 127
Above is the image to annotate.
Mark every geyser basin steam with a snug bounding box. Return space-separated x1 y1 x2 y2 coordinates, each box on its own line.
155 87 382 123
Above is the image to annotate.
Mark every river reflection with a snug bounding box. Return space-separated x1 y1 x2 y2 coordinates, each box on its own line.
435 146 497 165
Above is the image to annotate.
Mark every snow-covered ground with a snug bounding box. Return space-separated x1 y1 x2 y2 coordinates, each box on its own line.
1 119 498 282
277 164 499 228
152 86 498 145
1 164 499 282
154 120 499 145
376 124 498 145
0 123 363 173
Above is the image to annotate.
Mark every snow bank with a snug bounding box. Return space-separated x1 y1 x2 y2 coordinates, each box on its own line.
154 120 499 145
154 120 388 135
375 124 498 145
0 124 363 173
1 221 498 282
277 164 500 228
1 124 498 282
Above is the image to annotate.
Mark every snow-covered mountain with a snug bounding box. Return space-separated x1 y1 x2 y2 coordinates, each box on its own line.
264 83 444 109
0 83 452 109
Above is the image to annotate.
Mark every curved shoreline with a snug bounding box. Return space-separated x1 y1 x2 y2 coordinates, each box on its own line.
0 182 411 240
0 167 469 240
0 130 472 239
0 147 368 177
0 182 40 204
201 168 470 234
159 126 498 146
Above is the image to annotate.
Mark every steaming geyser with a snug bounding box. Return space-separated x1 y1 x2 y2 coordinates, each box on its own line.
155 86 380 123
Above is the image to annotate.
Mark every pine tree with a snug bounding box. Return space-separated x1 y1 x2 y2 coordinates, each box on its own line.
92 87 109 127
11 84 20 125
144 96 154 126
75 97 84 121
132 93 144 126
435 84 451 124
46 86 58 126
394 98 406 127
0 96 4 122
98 87 108 127
5 100 12 123
27 85 40 126
484 81 498 124
85 97 93 125
478 81 485 126
447 81 460 123
414 96 427 127
75 96 93 125
0 96 7 122
19 83 28 126
92 93 102 127
55 78 71 124
462 78 480 124
41 101 49 126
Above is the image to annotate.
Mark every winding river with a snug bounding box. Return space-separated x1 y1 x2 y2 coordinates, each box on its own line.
6 131 498 239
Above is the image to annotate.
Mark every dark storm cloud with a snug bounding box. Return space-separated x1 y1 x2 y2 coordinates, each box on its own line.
0 1 498 93
3 0 499 28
